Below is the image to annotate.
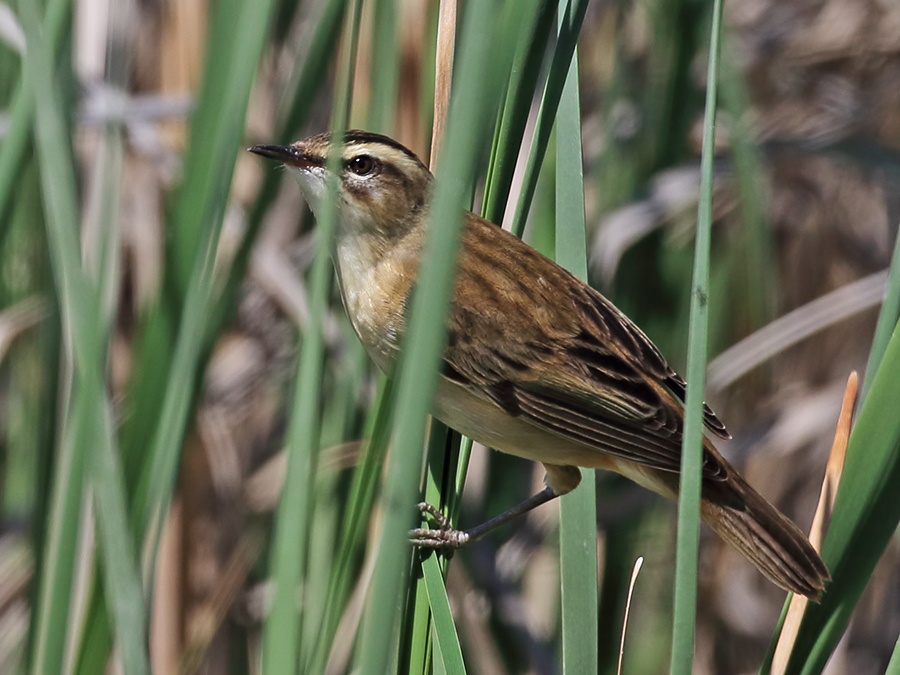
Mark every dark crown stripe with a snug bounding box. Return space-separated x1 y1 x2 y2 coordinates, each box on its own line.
343 130 428 169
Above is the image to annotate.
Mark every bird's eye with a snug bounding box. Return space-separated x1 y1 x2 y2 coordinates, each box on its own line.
348 155 378 176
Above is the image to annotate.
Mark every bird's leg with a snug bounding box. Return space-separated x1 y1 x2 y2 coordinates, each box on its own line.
410 487 558 549
410 463 583 549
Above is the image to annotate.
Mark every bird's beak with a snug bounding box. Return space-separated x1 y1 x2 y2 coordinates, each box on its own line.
248 144 323 169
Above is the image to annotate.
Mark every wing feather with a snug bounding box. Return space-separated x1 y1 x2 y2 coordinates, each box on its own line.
444 215 731 479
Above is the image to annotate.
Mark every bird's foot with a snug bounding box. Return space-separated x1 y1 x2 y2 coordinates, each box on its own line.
409 502 469 549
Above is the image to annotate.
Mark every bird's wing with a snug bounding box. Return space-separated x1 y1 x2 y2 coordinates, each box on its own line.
444 216 729 478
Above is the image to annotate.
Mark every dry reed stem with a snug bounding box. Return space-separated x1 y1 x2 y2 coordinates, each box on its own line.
429 0 456 170
159 0 208 148
150 499 183 675
617 556 644 675
771 371 856 675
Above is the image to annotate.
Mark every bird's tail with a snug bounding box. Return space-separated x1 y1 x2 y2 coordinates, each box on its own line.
701 470 830 600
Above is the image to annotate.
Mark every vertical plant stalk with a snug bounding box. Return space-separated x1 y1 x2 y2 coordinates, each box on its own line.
480 0 555 226
83 0 131 329
775 322 900 674
669 0 723 673
368 0 399 135
402 2 533 670
72 2 277 661
0 0 72 233
449 0 553 533
429 0 456 165
211 0 349 338
509 0 590 239
132 0 277 574
888 637 900 675
861 221 900 401
421 555 465 674
554 18 598 675
403 6 459 670
356 3 501 673
769 373 854 675
262 2 364 672
719 32 775 330
20 1 149 673
307 378 394 674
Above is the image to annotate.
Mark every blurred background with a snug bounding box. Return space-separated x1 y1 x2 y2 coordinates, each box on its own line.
0 0 899 673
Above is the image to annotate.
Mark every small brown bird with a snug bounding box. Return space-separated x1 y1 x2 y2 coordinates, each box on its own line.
250 131 829 599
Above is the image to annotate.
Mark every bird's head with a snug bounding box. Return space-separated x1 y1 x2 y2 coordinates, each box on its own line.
250 130 433 239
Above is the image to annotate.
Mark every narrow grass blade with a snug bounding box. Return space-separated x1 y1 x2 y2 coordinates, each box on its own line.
450 435 473 521
886 635 900 675
20 2 148 672
510 0 590 239
403 562 433 675
861 222 900 401
169 0 270 296
0 0 71 232
88 403 149 675
357 3 503 673
274 0 348 135
719 32 774 331
75 4 277 659
669 1 723 673
444 0 547 533
132 0 277 561
82 0 130 328
30 400 88 675
775 323 900 674
83 130 124 330
481 0 555 225
405 3 459 671
419 2 438 152
262 1 363 671
368 0 399 135
307 377 394 675
422 556 465 675
769 373 854 675
405 423 452 675
18 0 83 618
397 3 534 669
211 0 347 340
554 27 598 675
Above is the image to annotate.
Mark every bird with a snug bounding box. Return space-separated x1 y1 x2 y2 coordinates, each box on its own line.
249 130 830 599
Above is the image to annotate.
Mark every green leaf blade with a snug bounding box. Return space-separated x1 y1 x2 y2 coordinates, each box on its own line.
669 1 724 673
554 33 598 675
356 3 506 673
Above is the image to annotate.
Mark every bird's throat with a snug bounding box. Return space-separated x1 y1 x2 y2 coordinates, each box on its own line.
334 228 422 372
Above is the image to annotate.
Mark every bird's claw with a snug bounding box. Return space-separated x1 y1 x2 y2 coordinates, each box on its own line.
409 502 469 550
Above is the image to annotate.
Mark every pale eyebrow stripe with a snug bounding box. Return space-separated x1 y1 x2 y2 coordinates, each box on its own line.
343 130 420 161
